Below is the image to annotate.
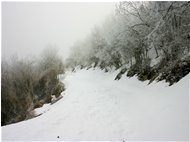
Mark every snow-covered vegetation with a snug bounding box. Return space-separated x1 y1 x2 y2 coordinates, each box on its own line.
2 69 189 141
66 1 190 85
1 47 65 125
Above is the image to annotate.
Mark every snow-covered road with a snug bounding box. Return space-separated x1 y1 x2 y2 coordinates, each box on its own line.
2 69 189 141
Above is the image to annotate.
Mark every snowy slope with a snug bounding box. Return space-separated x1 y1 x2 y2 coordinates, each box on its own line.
2 68 189 141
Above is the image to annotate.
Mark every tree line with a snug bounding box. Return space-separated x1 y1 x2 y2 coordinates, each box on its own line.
66 1 190 85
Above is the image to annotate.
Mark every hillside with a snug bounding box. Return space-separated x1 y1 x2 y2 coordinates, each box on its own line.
2 69 189 141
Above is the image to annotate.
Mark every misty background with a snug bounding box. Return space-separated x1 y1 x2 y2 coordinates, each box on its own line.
2 2 189 140
2 2 115 60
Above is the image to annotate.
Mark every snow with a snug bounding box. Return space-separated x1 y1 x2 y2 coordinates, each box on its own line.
33 104 51 116
2 68 189 141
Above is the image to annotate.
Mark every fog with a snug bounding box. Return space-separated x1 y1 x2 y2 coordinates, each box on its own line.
2 2 116 60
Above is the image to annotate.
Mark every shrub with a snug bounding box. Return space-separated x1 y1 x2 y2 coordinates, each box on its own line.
1 59 34 125
126 64 140 77
1 47 65 126
157 56 190 85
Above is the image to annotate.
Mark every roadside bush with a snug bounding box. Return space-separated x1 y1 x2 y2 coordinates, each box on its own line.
1 59 35 125
1 48 65 126
126 64 140 77
157 56 190 85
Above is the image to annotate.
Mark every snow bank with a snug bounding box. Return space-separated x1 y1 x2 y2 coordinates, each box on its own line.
33 104 51 116
2 68 189 141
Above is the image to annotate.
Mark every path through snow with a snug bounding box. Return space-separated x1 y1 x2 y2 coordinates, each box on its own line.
2 69 189 141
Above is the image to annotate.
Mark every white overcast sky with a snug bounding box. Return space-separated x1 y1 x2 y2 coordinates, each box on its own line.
2 2 116 60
